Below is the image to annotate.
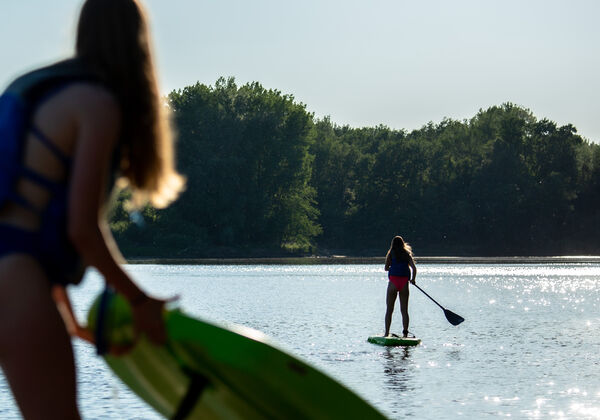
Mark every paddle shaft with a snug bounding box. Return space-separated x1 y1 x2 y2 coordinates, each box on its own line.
411 283 446 310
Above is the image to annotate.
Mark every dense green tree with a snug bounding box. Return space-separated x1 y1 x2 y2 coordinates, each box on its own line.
112 78 320 256
110 80 599 257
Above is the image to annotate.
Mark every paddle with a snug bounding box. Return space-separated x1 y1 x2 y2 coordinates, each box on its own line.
412 283 464 326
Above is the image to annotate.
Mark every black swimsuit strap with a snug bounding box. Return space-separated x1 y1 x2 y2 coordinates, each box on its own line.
11 89 73 209
10 166 63 216
20 166 61 191
29 124 71 167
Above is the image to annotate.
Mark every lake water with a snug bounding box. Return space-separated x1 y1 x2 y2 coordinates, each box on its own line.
1 263 599 419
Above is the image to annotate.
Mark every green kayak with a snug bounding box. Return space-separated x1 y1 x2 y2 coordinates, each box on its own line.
88 290 388 419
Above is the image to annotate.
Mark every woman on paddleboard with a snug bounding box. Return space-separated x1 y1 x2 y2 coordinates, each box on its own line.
384 235 417 338
0 0 184 418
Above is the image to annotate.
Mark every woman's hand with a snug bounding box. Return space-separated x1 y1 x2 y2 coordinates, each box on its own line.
130 295 169 345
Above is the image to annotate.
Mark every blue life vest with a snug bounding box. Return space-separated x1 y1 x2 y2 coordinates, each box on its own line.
0 59 99 284
1 59 97 208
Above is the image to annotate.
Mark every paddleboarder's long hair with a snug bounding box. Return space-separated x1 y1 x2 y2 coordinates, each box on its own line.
76 0 184 208
387 235 413 261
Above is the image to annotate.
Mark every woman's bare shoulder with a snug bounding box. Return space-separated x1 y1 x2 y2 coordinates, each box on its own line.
66 82 119 112
54 83 121 133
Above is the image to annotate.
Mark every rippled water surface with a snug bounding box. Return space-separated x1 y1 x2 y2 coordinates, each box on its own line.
1 263 599 419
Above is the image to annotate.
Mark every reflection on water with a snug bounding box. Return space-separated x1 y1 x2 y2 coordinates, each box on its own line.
443 342 463 362
382 347 414 393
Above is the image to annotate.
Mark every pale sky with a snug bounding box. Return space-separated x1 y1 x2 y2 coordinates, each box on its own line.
2 0 599 142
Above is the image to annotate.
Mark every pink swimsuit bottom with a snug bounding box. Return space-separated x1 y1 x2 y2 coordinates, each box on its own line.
388 275 409 291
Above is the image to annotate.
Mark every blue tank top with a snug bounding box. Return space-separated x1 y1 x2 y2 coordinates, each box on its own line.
388 257 410 277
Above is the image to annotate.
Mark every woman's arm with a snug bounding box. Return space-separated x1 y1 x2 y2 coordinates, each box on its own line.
52 285 137 355
51 285 95 344
384 253 391 271
408 258 417 284
67 85 166 344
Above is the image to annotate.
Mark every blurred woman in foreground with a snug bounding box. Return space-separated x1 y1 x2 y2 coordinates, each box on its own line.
0 0 184 418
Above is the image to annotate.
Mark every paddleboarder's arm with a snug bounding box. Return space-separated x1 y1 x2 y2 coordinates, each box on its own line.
384 253 391 271
409 258 417 284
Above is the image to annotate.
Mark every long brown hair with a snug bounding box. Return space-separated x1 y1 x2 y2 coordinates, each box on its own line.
386 235 413 261
76 0 184 208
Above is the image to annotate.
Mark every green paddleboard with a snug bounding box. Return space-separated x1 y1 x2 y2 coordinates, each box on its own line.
87 290 387 419
367 335 421 347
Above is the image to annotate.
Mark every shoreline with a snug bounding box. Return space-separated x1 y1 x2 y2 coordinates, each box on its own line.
126 255 600 265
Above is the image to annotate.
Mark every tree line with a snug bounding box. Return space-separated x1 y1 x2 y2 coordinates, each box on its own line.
110 78 600 257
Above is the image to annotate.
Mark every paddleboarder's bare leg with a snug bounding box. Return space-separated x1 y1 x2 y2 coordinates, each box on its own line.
399 282 410 336
384 282 398 336
0 255 80 420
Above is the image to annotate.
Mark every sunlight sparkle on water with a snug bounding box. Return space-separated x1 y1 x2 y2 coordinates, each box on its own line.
570 403 600 418
423 264 600 278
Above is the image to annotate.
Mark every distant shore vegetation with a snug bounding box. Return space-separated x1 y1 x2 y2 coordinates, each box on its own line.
110 77 600 257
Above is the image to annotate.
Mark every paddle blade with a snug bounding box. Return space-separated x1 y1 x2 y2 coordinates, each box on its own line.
444 309 464 326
